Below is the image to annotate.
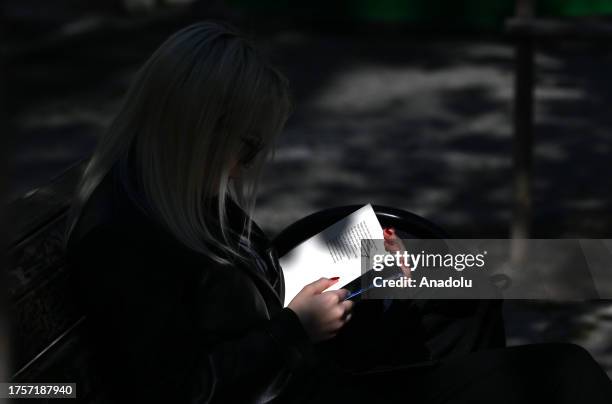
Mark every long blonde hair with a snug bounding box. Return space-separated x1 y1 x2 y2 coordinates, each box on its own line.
65 21 291 264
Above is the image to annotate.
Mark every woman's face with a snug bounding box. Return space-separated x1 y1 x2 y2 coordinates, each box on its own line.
231 134 265 178
239 134 265 167
226 132 266 180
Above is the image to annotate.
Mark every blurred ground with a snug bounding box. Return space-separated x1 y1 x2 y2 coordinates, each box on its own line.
5 21 612 376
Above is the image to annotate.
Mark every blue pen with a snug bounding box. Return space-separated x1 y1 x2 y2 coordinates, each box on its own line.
344 269 404 300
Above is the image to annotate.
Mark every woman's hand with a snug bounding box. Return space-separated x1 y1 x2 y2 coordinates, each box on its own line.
383 227 411 278
287 277 354 342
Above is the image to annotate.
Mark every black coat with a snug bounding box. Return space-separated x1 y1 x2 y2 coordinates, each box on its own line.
67 168 507 404
67 169 318 403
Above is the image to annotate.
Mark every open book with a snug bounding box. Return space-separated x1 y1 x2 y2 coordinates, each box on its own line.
279 204 387 307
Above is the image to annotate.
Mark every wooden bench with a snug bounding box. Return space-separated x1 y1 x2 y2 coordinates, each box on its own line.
6 160 102 402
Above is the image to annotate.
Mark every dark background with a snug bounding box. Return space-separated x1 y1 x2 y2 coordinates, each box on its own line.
2 0 612 379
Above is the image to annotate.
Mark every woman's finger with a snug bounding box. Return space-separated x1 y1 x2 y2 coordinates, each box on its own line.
340 299 354 312
304 277 339 295
325 288 350 301
338 300 354 321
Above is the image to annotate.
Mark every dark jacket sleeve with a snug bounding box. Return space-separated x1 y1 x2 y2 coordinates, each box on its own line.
68 225 318 404
191 307 315 403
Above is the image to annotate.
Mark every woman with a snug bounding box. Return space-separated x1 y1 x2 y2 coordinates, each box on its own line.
66 22 612 403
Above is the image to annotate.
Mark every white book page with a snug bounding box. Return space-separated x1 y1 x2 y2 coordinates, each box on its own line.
279 204 385 307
